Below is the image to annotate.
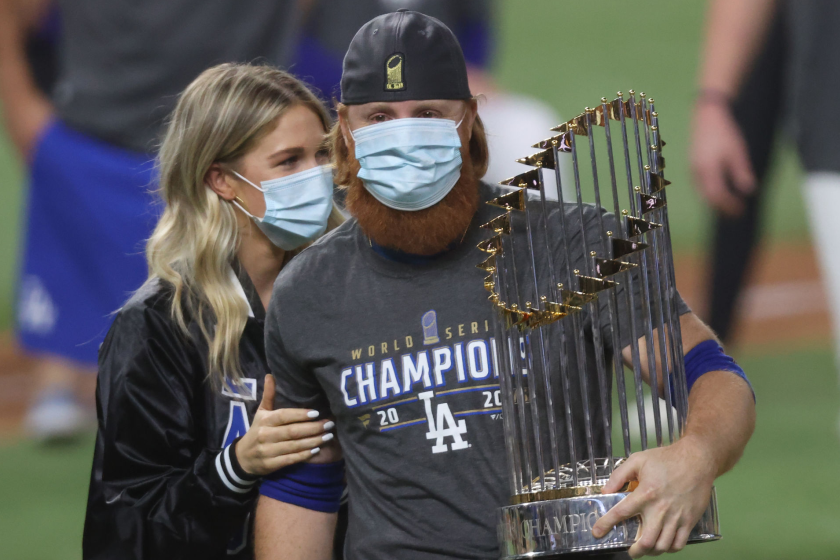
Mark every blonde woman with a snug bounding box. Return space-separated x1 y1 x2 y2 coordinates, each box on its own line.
82 64 344 560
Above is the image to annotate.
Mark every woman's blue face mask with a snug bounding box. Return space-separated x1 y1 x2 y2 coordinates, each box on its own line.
351 113 465 212
231 165 334 250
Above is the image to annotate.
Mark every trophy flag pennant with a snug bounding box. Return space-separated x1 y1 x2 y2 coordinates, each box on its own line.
480 213 512 234
488 189 527 211
647 170 671 193
561 289 597 307
476 235 502 254
476 254 497 272
577 275 618 294
550 113 588 135
609 97 631 120
531 132 573 152
626 216 662 237
502 306 527 330
595 257 637 278
640 193 666 214
592 104 608 126
611 237 649 258
484 274 495 292
544 301 572 317
499 168 540 189
516 148 556 169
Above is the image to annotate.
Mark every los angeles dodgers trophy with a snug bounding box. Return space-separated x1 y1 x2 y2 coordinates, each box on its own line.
478 92 720 557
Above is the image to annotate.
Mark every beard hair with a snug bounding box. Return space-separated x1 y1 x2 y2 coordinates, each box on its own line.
343 155 480 256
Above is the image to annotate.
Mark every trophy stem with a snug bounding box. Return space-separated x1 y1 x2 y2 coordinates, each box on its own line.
648 101 690 430
627 92 665 448
523 327 548 490
602 99 640 457
492 255 525 496
524 196 563 482
508 230 548 490
550 138 595 484
616 95 650 450
498 235 537 493
568 129 606 477
548 148 581 486
643 219 677 443
583 110 617 471
640 96 677 444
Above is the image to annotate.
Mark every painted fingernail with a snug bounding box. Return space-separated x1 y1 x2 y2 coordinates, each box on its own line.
323 421 335 430
311 447 321 454
307 410 320 418
322 433 334 442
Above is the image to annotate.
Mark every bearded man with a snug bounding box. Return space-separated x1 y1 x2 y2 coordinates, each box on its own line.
254 10 755 560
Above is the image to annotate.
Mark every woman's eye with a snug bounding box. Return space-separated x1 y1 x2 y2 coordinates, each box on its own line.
420 111 436 118
315 149 329 161
277 155 298 167
370 114 390 123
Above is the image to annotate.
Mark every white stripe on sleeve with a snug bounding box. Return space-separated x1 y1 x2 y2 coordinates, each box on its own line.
215 449 250 494
224 444 257 487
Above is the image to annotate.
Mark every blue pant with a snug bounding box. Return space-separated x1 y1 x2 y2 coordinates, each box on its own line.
16 120 157 365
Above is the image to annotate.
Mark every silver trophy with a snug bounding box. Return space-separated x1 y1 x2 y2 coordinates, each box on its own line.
477 92 720 557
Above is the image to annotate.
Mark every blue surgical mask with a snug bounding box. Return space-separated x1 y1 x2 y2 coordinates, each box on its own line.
231 165 334 250
352 115 464 211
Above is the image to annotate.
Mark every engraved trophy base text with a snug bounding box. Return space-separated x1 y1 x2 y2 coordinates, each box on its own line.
498 487 720 558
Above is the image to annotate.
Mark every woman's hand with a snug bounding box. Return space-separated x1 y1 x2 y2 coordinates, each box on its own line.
235 375 335 476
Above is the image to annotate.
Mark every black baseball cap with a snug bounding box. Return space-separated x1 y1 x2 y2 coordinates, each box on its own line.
340 9 472 105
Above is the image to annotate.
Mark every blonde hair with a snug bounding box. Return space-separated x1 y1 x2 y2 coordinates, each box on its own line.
146 63 343 387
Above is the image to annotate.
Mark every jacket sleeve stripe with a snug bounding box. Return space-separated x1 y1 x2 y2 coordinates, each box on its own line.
215 449 251 494
224 444 257 487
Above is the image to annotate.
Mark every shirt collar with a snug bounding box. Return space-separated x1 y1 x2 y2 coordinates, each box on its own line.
368 238 457 265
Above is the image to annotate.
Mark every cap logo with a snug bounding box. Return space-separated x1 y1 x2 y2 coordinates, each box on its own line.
385 53 405 91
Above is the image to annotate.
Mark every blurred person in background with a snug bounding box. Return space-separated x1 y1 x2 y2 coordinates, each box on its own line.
0 0 303 441
692 0 840 352
83 63 344 560
692 0 840 414
292 0 562 189
690 2 786 343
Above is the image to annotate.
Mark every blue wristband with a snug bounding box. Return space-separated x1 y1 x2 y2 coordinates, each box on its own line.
259 460 345 513
673 339 753 400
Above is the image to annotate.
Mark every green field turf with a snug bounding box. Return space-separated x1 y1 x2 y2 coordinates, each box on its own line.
0 129 23 331
1 347 837 559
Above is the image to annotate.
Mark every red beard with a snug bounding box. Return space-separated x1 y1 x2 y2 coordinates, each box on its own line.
344 158 480 256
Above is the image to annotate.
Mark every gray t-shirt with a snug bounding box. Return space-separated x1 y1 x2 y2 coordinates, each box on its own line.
54 0 299 153
266 183 688 559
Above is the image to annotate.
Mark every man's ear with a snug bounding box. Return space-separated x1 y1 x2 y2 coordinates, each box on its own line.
205 163 236 201
465 99 478 141
338 111 352 149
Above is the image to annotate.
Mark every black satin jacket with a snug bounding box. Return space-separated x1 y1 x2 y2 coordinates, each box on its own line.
82 265 268 559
